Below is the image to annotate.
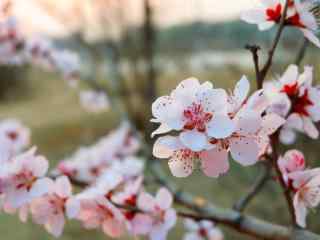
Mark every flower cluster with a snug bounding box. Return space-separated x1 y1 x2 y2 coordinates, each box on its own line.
55 122 140 184
152 77 285 177
0 15 80 85
278 150 320 227
242 0 320 47
0 122 179 239
264 64 320 144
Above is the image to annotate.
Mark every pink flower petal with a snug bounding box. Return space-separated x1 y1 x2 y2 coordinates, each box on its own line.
54 176 72 198
131 214 153 235
66 198 80 219
102 218 124 238
45 214 65 237
156 188 173 210
200 147 229 178
137 192 156 212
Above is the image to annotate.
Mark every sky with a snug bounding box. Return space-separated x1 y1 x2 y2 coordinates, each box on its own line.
11 0 258 39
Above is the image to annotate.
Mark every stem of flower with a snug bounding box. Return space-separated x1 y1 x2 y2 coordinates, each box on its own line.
259 0 290 83
270 132 297 226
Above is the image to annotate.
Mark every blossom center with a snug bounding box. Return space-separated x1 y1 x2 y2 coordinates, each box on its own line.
49 195 68 214
98 204 114 219
286 13 306 28
174 149 200 161
125 195 137 207
281 83 313 116
183 103 213 132
198 228 208 238
6 131 18 141
15 171 36 191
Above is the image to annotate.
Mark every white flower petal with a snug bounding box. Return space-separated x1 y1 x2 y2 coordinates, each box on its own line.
153 136 182 159
245 90 269 114
179 130 207 152
65 198 80 219
280 65 299 85
303 117 319 139
236 110 261 135
301 29 320 48
152 96 184 130
294 193 307 228
168 151 194 178
280 128 297 145
30 178 53 199
196 88 228 114
230 137 259 166
151 123 172 138
233 76 250 105
261 113 285 135
258 21 275 31
207 115 236 139
241 9 266 24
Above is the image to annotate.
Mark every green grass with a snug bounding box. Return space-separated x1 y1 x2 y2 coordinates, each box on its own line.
0 66 319 240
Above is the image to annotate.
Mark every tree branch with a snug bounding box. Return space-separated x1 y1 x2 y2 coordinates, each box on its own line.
233 162 271 212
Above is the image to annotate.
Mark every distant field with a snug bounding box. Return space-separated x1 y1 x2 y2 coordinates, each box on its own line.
0 61 319 240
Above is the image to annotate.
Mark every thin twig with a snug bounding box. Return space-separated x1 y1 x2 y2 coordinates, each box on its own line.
233 163 271 212
245 44 262 88
259 0 290 82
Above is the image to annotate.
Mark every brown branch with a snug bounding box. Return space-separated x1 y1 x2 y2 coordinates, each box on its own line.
233 162 271 212
245 44 262 88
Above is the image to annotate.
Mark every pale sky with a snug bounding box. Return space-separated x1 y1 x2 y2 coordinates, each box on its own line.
11 0 258 40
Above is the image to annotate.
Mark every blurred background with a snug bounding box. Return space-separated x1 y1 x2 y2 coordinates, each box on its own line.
0 0 320 239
